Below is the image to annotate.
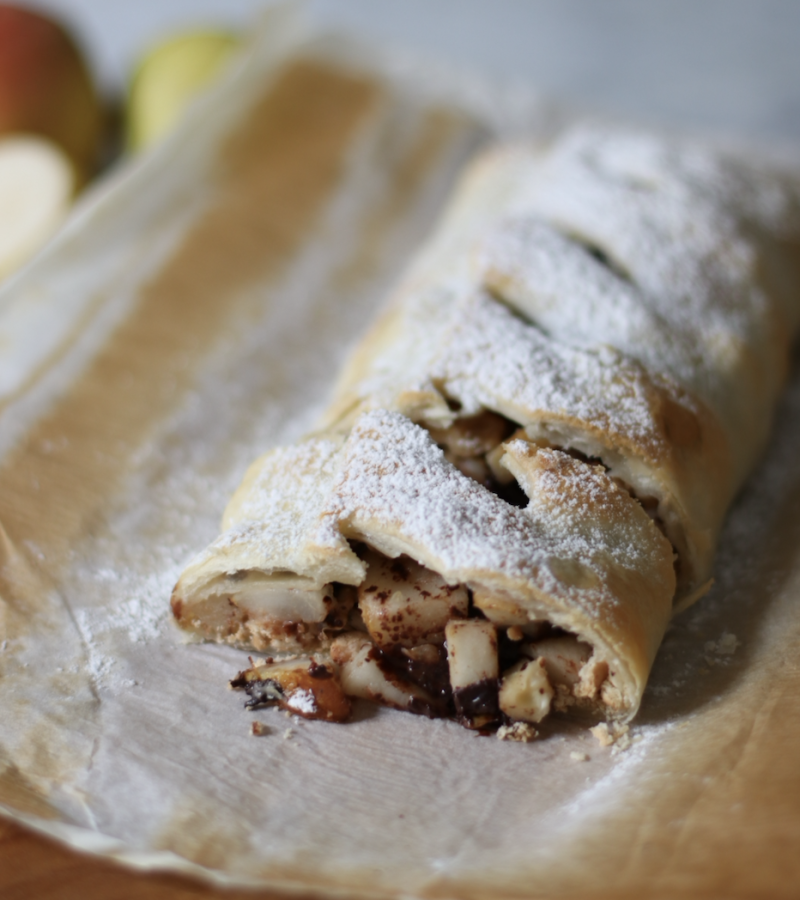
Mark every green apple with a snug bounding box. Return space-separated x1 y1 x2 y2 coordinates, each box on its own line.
127 30 240 152
0 135 75 280
0 4 102 178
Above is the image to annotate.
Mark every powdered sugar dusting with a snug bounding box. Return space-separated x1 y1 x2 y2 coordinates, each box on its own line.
432 290 667 457
498 124 800 451
185 436 358 584
332 409 671 623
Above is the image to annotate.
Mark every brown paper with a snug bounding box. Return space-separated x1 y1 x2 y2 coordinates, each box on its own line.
1 6 800 899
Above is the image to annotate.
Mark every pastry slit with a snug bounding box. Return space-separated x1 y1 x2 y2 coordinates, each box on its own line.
173 123 800 737
420 408 685 588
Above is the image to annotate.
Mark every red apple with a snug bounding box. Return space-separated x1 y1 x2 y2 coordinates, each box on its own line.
0 4 101 177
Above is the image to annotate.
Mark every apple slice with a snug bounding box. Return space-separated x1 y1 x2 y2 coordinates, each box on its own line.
0 135 74 280
0 5 102 176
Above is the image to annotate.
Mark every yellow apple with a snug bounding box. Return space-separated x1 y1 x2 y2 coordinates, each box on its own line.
127 30 240 152
0 4 102 177
0 135 75 280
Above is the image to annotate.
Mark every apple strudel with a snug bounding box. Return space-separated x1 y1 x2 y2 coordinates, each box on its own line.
171 124 800 734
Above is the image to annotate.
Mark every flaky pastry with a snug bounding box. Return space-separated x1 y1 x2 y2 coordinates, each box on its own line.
172 124 800 734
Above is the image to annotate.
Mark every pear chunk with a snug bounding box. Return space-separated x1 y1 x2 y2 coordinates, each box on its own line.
330 633 435 714
358 551 468 648
445 619 499 728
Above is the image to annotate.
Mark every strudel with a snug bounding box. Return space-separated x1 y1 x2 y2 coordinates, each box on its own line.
171 124 800 734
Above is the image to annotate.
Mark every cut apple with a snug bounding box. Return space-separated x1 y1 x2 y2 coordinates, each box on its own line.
0 5 102 176
0 135 74 280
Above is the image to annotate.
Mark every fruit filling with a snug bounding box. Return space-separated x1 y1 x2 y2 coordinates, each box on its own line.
231 545 611 738
228 408 673 736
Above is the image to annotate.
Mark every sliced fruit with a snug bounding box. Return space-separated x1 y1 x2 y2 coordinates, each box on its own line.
0 135 74 280
357 550 468 648
0 5 101 175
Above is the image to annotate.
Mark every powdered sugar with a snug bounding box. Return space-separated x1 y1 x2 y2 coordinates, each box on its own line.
498 124 800 450
331 409 671 622
432 290 668 456
175 123 798 724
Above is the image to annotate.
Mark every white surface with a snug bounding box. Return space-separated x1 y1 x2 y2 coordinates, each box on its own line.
28 0 800 142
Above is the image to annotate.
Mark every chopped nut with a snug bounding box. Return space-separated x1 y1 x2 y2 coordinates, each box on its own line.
497 721 538 742
472 589 528 626
498 657 553 723
591 723 612 746
590 722 630 748
570 751 590 761
250 721 268 736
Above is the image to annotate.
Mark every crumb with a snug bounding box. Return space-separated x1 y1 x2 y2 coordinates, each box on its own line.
716 631 742 656
570 751 589 761
613 730 632 752
705 632 740 657
590 723 612 747
717 633 740 655
497 722 537 742
283 728 294 740
251 721 268 736
590 722 630 748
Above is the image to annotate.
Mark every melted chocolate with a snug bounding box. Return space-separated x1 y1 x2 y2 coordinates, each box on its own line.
370 644 454 717
453 678 500 726
496 628 524 672
308 660 333 679
241 678 284 709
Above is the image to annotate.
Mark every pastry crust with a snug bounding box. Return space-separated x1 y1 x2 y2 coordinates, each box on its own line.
171 123 800 727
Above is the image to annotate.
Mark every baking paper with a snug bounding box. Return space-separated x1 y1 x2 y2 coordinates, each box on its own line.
1 6 800 899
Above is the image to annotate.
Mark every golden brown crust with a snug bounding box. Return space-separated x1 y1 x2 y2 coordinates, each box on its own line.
172 123 800 726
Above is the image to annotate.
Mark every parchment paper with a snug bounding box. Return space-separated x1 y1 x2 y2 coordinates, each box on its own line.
1 6 800 899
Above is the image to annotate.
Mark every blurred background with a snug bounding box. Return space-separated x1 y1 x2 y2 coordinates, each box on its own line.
36 0 800 141
1 0 799 283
